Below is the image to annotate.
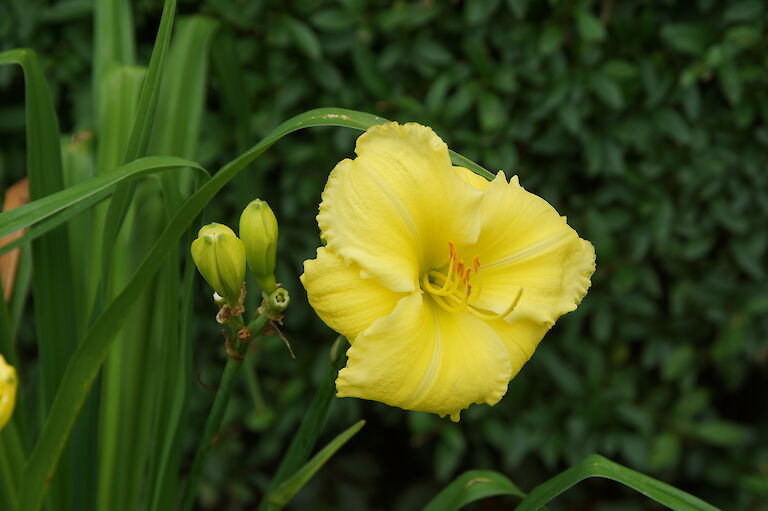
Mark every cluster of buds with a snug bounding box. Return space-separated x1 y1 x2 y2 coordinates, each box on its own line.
191 199 284 324
0 354 17 430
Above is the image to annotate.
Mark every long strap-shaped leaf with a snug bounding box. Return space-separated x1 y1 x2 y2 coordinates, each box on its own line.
0 156 205 240
514 454 721 511
422 470 525 511
256 337 348 511
0 47 78 511
16 107 490 511
264 420 366 511
99 0 177 286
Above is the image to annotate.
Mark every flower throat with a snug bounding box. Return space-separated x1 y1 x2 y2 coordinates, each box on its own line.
421 242 523 320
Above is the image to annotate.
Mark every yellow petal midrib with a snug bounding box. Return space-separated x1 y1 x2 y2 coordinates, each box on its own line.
407 303 442 409
480 230 573 271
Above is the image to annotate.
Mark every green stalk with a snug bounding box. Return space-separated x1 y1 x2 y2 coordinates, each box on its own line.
179 312 270 511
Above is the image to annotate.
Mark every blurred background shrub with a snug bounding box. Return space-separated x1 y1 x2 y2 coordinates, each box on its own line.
1 0 767 509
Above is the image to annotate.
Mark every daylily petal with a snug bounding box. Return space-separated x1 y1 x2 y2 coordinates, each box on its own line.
301 246 404 341
469 173 595 325
336 293 511 421
318 122 482 292
486 317 552 377
453 165 491 191
0 355 17 430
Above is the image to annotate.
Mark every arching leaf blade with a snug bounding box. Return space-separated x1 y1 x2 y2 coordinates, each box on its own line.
423 470 526 511
514 454 721 511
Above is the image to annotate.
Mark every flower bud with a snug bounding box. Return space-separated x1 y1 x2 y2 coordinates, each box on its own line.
191 223 246 306
267 287 290 314
239 199 278 293
0 355 17 430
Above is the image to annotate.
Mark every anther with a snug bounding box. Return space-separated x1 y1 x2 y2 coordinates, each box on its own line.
423 242 491 315
462 267 471 286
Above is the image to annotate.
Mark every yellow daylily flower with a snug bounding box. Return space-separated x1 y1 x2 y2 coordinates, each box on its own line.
0 354 17 430
301 122 595 421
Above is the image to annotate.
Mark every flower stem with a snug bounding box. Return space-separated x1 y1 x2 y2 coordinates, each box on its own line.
179 312 270 511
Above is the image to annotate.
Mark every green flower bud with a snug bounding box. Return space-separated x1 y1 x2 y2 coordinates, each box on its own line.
239 199 278 293
191 223 246 306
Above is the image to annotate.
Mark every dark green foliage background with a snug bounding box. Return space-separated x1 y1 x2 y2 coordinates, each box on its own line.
2 0 767 509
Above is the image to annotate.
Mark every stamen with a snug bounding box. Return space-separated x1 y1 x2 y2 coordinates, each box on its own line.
466 288 524 320
462 267 471 286
441 287 471 310
431 294 465 313
422 242 514 317
422 271 459 297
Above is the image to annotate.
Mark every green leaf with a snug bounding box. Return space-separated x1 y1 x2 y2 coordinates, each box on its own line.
444 85 476 122
654 108 692 145
730 231 767 280
39 0 92 23
478 91 507 132
590 74 624 110
145 249 198 511
0 157 205 240
148 14 219 206
724 1 763 23
149 16 219 160
99 0 177 282
464 0 500 25
717 63 742 105
211 28 251 150
140 16 219 511
0 46 78 511
423 470 525 511
93 0 135 105
352 43 391 98
257 337 348 510
538 24 563 54
0 300 25 511
265 420 365 510
310 8 356 31
414 36 452 65
725 25 761 48
283 16 322 60
576 10 606 42
661 23 712 55
513 454 720 511
426 72 452 113
435 427 467 482
95 65 147 175
601 59 637 81
648 432 681 471
0 192 107 257
685 420 752 447
462 36 493 76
